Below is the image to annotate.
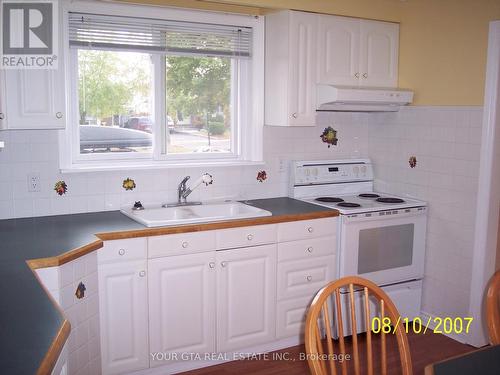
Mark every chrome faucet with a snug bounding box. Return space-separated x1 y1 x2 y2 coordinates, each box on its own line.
178 176 191 204
165 173 214 207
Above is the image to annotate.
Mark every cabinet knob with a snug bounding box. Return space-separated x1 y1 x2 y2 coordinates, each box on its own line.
291 113 298 119
221 261 227 268
209 262 215 269
56 112 63 119
139 270 146 277
307 246 313 253
118 249 125 256
354 72 360 78
182 241 189 248
247 234 253 241
307 227 314 233
363 73 368 79
306 275 312 282
0 113 4 120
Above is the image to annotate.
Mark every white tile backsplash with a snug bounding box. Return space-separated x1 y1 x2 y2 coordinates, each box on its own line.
368 106 482 320
0 111 372 219
35 252 101 375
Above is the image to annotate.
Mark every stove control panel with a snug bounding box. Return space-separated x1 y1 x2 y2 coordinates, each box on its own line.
292 160 374 185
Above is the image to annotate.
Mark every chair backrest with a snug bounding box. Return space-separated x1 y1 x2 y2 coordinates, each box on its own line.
486 270 500 345
305 276 413 375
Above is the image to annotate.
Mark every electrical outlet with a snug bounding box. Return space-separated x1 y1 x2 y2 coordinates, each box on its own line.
278 159 287 173
27 174 41 192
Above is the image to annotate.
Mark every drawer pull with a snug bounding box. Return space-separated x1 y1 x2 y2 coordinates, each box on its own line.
247 234 253 241
306 275 312 282
182 241 189 248
307 247 313 253
307 227 314 233
118 249 125 256
209 262 215 269
139 270 146 277
221 261 227 268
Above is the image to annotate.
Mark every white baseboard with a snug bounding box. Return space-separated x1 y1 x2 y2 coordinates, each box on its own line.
419 311 469 344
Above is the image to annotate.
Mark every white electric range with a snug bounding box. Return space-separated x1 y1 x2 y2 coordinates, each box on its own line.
290 159 427 322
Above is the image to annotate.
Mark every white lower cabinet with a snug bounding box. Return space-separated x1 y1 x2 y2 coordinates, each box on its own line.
98 260 149 375
96 218 337 374
148 252 216 367
216 244 277 352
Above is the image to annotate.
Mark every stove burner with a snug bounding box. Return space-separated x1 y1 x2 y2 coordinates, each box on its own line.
376 197 405 204
315 197 345 203
337 202 361 208
358 193 380 198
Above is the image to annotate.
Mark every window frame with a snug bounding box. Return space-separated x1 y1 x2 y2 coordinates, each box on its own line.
59 0 264 172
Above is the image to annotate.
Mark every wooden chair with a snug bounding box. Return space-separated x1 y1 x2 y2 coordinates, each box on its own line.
486 269 500 345
304 276 413 375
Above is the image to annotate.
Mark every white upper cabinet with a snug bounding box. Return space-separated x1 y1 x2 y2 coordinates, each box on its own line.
148 252 216 367
265 11 317 127
318 15 360 86
360 20 399 87
4 64 66 129
3 4 66 130
317 15 399 88
265 11 400 126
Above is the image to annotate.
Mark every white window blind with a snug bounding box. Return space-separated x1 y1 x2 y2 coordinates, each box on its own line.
68 12 252 58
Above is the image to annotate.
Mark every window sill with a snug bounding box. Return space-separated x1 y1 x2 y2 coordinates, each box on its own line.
60 159 265 173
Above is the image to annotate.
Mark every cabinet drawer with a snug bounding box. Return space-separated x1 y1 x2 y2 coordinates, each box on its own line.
216 224 277 250
276 295 315 339
277 255 334 300
278 218 337 242
278 236 336 262
148 231 216 258
98 238 147 264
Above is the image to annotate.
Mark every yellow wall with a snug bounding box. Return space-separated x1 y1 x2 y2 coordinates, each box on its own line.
117 0 500 105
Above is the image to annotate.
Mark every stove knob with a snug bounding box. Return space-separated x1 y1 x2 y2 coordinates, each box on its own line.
305 170 310 176
312 168 318 176
353 166 360 176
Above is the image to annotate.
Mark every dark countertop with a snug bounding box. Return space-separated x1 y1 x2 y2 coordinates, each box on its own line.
0 197 336 375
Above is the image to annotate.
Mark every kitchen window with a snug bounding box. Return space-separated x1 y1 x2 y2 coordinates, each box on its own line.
61 5 263 170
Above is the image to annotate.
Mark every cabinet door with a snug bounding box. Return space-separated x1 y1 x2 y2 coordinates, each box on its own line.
359 20 399 87
4 66 66 129
217 244 277 352
287 11 317 126
317 15 360 86
98 260 149 375
148 252 216 366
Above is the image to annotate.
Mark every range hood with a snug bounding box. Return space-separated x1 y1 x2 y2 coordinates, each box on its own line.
316 85 414 112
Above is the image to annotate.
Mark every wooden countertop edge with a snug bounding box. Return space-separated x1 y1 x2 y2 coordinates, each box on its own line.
36 319 71 375
96 210 339 240
24 209 337 374
27 239 104 270
27 210 338 269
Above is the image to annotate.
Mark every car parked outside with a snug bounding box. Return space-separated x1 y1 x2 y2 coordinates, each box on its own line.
124 117 153 133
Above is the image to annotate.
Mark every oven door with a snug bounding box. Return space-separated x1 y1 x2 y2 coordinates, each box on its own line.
339 207 427 286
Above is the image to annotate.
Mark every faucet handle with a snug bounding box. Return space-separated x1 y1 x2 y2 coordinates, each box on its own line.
202 173 213 186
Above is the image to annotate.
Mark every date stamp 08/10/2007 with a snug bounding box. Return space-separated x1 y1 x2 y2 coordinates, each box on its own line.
371 316 474 335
